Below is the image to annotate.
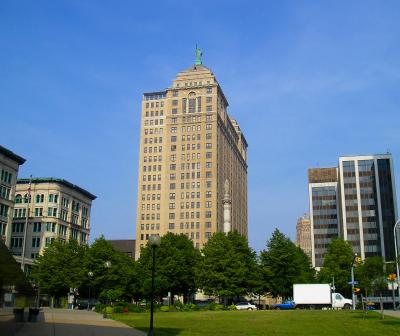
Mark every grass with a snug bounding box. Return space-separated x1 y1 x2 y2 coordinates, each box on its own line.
112 310 400 336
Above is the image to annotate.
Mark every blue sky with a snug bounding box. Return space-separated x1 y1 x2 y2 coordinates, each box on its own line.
1 1 400 252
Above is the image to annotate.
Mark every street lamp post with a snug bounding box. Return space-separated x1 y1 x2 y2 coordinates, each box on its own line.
394 219 400 309
148 235 161 336
351 253 357 310
87 271 93 310
104 261 111 305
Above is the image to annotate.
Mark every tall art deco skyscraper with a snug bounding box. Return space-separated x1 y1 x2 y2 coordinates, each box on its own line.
135 51 248 258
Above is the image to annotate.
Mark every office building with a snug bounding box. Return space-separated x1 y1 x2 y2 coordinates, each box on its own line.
308 168 340 268
135 54 248 258
308 154 398 267
338 154 398 261
10 178 96 268
0 145 26 247
296 213 312 261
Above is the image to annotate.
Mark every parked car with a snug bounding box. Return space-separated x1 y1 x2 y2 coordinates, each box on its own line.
235 302 257 310
194 300 213 308
75 298 98 310
271 300 296 310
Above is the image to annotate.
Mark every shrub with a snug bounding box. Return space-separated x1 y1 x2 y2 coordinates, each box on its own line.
105 306 114 314
113 306 124 313
127 304 145 313
95 303 106 313
182 304 199 311
227 304 237 310
160 306 169 312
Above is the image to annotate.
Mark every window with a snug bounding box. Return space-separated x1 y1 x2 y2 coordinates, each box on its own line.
169 223 175 229
32 237 40 248
36 194 44 203
46 222 56 232
48 207 57 217
189 98 196 113
15 194 22 203
172 108 178 114
12 222 24 233
45 237 55 247
34 208 43 217
0 223 6 235
172 99 178 106
33 222 41 232
0 204 9 217
60 209 68 221
206 97 212 103
11 237 23 248
207 87 212 93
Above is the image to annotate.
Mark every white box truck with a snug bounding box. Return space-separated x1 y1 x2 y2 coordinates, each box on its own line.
293 284 352 309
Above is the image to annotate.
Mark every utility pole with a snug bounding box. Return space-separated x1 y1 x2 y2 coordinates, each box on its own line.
20 175 32 272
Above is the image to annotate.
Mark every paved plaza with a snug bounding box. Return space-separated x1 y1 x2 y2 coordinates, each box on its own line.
0 308 145 336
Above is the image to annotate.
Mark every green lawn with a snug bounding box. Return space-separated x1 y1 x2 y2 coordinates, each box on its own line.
112 310 400 336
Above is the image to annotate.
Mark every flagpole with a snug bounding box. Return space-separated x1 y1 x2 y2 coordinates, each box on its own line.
21 175 32 272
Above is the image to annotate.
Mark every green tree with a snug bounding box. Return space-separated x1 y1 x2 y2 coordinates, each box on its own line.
83 236 136 302
356 256 386 298
31 239 86 298
137 233 201 302
259 229 315 299
196 231 258 301
317 238 354 297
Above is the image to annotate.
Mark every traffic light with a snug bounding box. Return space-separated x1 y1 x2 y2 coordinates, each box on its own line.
388 274 397 282
355 257 362 266
353 287 361 295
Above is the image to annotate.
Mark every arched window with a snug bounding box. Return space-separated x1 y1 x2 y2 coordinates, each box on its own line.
15 194 22 203
24 193 31 203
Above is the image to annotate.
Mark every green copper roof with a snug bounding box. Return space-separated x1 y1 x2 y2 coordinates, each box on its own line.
17 178 97 200
0 145 26 165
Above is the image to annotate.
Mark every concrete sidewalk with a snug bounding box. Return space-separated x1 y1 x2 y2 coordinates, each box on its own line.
383 310 400 318
11 308 146 336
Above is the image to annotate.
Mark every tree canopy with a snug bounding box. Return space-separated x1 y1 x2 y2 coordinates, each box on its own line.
259 229 315 299
196 231 258 300
31 239 86 297
317 238 354 297
137 233 201 302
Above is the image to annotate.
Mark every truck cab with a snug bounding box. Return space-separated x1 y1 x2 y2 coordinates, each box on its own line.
332 293 352 309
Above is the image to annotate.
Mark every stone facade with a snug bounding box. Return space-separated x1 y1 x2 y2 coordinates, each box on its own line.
296 214 312 261
0 145 25 247
135 63 248 258
10 178 96 265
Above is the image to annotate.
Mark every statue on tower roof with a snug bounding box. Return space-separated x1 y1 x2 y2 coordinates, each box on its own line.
195 45 202 65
